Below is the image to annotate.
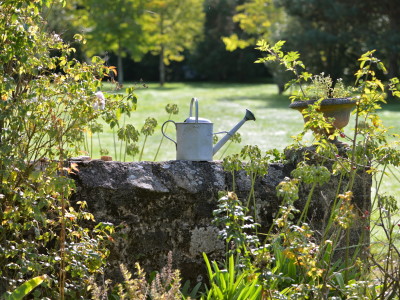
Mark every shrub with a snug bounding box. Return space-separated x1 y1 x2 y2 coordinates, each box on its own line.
0 1 135 298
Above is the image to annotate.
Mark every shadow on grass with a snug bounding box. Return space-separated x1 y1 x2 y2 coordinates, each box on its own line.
143 81 261 90
135 84 182 91
183 81 274 89
217 94 291 110
220 93 400 112
381 102 400 112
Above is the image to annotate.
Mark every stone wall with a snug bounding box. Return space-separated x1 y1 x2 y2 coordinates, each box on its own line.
70 150 371 284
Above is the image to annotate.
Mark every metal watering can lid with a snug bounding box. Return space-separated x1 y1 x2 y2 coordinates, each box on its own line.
183 98 212 124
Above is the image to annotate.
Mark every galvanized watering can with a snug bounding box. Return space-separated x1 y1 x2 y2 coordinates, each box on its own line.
161 98 256 161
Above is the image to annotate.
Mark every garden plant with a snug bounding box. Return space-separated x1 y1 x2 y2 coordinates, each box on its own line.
0 0 136 298
198 40 400 299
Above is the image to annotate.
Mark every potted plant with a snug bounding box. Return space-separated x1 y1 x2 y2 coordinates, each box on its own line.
256 40 357 142
289 73 357 136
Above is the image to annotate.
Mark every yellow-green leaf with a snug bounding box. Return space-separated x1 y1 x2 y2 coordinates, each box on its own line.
3 275 47 300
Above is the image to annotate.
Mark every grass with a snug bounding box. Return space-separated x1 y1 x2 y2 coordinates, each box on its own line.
92 82 305 161
90 81 400 196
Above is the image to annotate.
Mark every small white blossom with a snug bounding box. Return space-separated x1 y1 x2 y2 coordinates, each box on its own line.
94 91 106 110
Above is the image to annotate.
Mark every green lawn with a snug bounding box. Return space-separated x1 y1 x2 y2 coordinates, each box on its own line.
91 81 400 198
92 82 297 161
94 82 398 159
132 82 301 160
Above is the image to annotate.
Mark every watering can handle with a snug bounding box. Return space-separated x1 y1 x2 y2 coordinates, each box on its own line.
189 98 199 123
161 120 177 146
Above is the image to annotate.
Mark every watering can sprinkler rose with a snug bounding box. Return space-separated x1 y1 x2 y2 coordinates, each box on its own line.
161 98 256 161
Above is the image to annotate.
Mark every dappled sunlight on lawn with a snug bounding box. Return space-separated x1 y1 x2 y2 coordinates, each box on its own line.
96 82 400 162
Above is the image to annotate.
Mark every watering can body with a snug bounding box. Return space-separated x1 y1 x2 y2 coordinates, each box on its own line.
161 98 255 161
174 122 213 161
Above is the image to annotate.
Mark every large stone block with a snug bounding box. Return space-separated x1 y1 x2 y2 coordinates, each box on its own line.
70 151 371 284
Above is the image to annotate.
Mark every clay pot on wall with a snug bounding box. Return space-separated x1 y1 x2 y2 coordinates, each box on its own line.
289 97 357 140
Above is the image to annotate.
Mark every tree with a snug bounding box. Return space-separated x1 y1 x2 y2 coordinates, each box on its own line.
337 0 400 81
72 0 149 83
277 0 400 85
142 0 205 86
186 0 269 81
277 0 365 83
222 0 284 51
221 0 287 91
223 0 400 94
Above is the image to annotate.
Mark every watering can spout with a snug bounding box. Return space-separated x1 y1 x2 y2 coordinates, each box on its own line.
244 109 256 122
213 109 256 155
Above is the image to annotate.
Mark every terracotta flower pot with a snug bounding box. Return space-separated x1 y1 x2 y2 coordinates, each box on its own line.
289 97 357 137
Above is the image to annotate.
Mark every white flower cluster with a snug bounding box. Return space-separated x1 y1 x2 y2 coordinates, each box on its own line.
93 91 106 110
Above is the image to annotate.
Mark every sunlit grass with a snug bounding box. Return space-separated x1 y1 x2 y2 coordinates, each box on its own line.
92 82 309 161
91 81 399 162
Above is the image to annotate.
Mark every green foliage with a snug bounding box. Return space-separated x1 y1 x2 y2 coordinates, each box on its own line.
277 0 400 85
2 1 400 298
143 0 205 65
141 117 158 136
214 42 400 299
154 103 179 161
222 153 242 192
117 124 140 144
218 146 377 298
256 40 309 99
291 161 331 185
71 0 149 82
181 280 202 299
218 132 242 160
82 85 141 162
201 253 262 300
142 0 205 85
213 192 260 257
222 0 284 52
305 73 354 100
139 117 158 161
166 103 180 115
256 40 356 102
188 0 269 82
0 1 133 298
2 275 47 300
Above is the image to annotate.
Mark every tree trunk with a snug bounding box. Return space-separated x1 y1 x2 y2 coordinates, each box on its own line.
277 83 285 95
388 53 399 79
159 45 165 86
117 40 124 83
159 11 165 87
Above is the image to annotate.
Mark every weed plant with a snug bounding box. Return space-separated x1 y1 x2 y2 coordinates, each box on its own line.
199 41 400 299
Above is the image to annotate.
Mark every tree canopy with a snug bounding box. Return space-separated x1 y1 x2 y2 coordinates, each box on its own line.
42 0 400 87
225 0 400 89
142 0 205 85
72 0 149 82
222 0 285 52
